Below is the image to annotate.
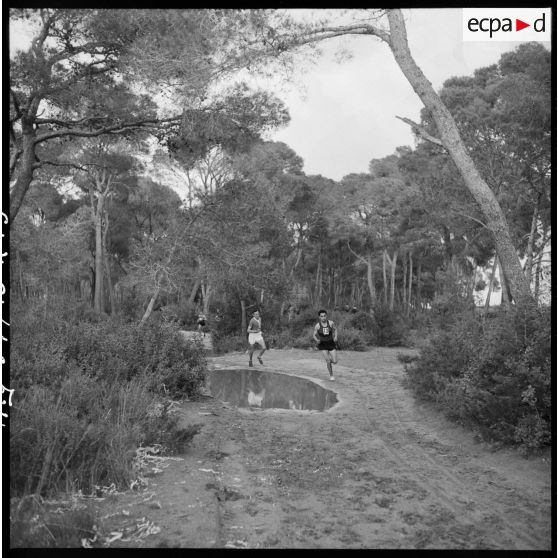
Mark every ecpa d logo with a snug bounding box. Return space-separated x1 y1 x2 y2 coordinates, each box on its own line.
463 8 551 42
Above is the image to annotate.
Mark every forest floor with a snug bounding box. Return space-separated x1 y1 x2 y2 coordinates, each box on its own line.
95 347 552 550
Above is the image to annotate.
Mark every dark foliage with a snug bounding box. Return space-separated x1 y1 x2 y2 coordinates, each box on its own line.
403 304 551 452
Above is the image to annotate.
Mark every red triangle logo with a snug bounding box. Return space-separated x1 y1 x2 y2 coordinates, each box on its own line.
516 19 530 31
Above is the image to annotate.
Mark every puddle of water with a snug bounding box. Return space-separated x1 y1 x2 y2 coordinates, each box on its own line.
209 369 337 411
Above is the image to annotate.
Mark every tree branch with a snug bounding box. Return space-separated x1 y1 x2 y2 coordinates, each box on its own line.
284 22 390 47
32 160 89 172
34 116 181 145
395 116 445 148
346 241 368 264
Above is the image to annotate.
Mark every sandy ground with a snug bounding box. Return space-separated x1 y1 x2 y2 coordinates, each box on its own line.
96 347 552 550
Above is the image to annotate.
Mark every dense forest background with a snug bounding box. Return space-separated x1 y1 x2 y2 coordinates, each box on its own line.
8 9 551 546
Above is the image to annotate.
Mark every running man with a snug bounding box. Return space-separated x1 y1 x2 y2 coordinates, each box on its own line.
313 309 338 381
247 309 267 367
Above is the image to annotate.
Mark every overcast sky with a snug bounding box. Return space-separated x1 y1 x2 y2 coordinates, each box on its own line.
262 8 551 181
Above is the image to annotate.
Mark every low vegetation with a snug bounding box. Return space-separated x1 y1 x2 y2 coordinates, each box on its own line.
402 304 551 453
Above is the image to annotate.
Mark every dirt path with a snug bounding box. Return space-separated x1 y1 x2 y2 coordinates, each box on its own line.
97 348 552 549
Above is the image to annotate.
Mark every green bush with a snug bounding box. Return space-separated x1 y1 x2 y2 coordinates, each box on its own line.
404 304 551 452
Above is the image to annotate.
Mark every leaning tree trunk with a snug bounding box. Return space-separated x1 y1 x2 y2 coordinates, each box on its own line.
387 10 533 306
498 257 510 309
140 285 161 326
188 279 201 305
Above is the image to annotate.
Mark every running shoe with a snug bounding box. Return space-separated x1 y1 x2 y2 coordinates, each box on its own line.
257 357 264 365
249 361 254 367
330 376 335 381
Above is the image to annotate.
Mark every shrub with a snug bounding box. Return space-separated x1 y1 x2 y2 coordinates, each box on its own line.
292 332 314 349
212 333 247 354
336 326 367 351
9 301 208 498
372 305 410 347
264 329 294 349
404 304 551 452
288 308 319 337
347 310 377 332
56 320 207 397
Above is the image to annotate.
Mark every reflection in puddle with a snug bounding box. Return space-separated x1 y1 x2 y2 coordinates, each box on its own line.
209 369 337 411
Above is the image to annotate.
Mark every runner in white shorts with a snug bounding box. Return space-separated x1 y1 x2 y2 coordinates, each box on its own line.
247 309 266 367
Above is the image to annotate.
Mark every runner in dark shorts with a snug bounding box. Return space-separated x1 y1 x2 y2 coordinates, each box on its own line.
313 309 338 381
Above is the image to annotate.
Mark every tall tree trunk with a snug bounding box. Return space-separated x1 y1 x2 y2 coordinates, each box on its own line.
498 257 510 309
386 250 398 312
102 215 115 315
533 225 549 301
407 252 413 317
93 207 104 314
470 264 478 302
386 10 532 306
9 112 38 224
315 255 322 304
240 299 247 335
523 200 540 283
140 285 161 326
534 254 542 301
90 180 109 315
188 279 200 305
382 250 388 305
366 252 376 308
201 281 212 315
402 252 407 307
417 258 422 311
484 255 498 316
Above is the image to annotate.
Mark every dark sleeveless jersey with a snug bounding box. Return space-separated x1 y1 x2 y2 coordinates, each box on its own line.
316 320 334 341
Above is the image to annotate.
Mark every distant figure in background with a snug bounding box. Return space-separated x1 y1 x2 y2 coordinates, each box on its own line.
197 312 207 337
313 309 338 381
247 309 267 367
